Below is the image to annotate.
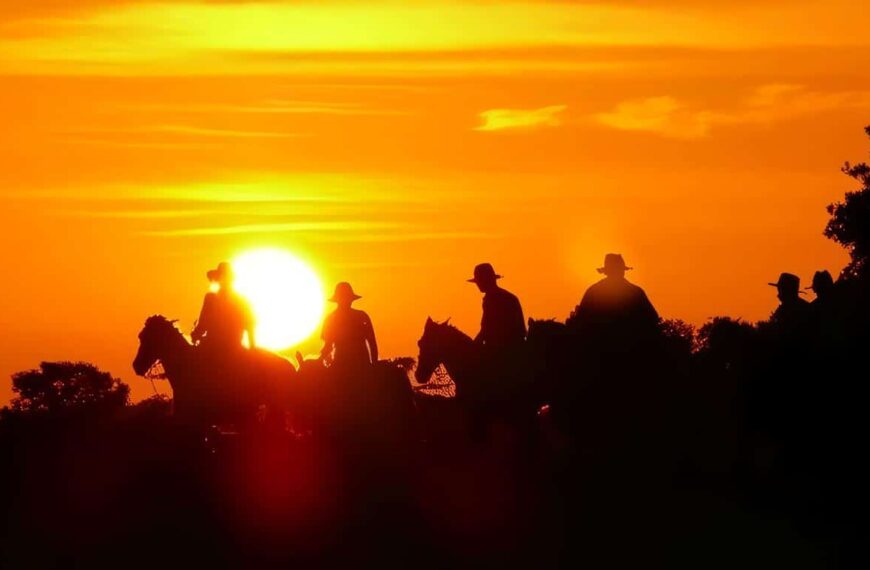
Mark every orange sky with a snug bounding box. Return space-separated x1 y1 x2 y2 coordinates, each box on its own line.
1 0 868 402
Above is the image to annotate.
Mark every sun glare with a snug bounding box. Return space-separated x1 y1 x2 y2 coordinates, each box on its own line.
232 248 325 351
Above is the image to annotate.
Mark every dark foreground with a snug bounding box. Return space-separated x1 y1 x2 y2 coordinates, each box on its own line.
1 400 867 570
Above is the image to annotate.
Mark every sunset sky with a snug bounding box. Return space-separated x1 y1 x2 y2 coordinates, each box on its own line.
1 0 868 402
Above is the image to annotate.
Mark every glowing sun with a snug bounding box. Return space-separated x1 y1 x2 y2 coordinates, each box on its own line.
232 248 325 351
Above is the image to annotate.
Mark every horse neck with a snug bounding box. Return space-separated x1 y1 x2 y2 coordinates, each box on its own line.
156 331 192 383
439 329 476 386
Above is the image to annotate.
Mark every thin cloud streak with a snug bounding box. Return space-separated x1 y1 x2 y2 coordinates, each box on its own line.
310 231 499 243
595 85 870 139
475 105 567 132
128 100 410 116
59 124 305 139
1 2 866 75
10 175 427 204
140 221 401 237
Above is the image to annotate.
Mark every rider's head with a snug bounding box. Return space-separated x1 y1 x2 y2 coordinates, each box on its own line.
207 261 234 291
329 282 361 309
467 263 501 293
597 253 631 280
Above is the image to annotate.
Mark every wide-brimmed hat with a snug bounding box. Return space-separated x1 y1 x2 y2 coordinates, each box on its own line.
206 261 233 283
806 270 834 292
769 272 804 293
329 282 361 303
597 253 633 275
467 263 502 284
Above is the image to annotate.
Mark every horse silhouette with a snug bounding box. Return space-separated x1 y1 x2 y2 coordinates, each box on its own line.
133 315 295 427
415 317 536 439
290 351 418 451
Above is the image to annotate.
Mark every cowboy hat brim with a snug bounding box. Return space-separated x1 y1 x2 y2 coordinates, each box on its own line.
329 293 362 302
467 275 502 283
769 282 806 294
598 266 633 274
207 269 231 281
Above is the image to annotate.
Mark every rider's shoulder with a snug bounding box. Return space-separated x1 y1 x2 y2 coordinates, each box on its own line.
351 307 371 319
495 286 520 303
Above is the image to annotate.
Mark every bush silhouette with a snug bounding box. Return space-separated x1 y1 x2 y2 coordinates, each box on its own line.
825 125 870 280
6 361 129 416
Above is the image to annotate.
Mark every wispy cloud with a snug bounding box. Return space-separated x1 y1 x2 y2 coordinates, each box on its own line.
154 124 304 138
595 96 710 139
4 2 864 76
60 124 304 140
310 231 499 243
129 99 409 116
52 209 224 219
475 105 567 132
595 85 870 139
8 173 439 205
141 221 400 237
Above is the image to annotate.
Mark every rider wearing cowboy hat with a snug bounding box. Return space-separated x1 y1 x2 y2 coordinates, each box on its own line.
569 253 659 337
191 261 256 351
769 272 812 333
468 263 526 349
320 282 378 368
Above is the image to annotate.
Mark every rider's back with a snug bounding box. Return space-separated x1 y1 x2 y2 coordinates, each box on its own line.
198 291 253 350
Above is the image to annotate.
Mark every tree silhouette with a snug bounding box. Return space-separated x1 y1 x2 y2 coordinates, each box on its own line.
659 318 695 354
7 361 129 415
825 125 870 280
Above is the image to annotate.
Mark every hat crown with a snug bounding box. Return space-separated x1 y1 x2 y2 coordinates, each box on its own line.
474 263 497 279
598 253 632 274
207 261 233 282
330 281 360 302
811 270 834 289
775 272 800 288
604 253 626 268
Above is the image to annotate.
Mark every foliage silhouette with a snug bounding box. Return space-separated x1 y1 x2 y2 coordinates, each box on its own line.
825 126 870 280
6 361 129 416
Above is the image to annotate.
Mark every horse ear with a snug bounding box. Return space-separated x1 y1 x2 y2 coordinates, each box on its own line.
295 351 304 366
426 316 433 325
444 317 451 325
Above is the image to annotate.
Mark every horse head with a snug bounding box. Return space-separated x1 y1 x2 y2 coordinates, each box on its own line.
415 317 471 383
133 315 189 376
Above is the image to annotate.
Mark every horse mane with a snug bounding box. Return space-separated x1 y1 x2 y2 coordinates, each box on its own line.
528 318 566 331
143 315 186 341
430 319 473 343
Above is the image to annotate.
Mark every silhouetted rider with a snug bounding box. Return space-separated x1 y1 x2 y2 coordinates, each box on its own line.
767 272 815 349
807 270 835 308
191 262 256 352
768 272 812 331
570 253 659 337
468 263 526 349
321 282 378 369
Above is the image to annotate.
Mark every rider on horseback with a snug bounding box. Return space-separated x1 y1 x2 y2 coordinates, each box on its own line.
321 282 378 370
468 263 526 349
468 263 528 398
191 262 256 353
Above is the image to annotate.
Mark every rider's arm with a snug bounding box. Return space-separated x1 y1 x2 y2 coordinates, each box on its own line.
242 298 256 349
364 314 379 363
191 294 213 343
320 315 334 363
474 298 487 344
